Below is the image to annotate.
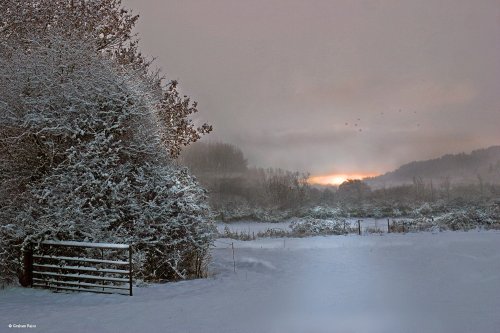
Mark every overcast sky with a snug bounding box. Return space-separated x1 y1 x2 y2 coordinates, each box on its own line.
124 0 500 176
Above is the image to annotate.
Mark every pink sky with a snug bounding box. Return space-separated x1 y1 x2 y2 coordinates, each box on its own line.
124 0 500 175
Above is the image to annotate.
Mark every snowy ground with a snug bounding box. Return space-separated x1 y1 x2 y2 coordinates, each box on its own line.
2 231 500 333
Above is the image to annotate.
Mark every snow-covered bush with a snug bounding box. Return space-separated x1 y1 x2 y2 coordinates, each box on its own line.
413 203 433 217
434 209 496 231
290 218 346 236
369 205 385 219
305 206 343 219
389 207 498 233
215 202 294 222
0 224 26 287
256 228 291 238
252 210 294 222
219 226 256 241
390 218 436 233
0 8 214 283
435 212 474 231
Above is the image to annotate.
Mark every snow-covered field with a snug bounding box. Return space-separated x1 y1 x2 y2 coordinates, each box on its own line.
2 231 500 333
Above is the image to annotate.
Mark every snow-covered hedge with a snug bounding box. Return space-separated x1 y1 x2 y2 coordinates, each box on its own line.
304 206 343 219
434 209 497 231
0 224 26 286
290 218 347 236
216 204 294 223
0 33 215 285
390 218 437 233
389 207 498 233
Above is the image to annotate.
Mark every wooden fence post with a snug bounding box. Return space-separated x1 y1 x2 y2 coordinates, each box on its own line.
358 220 361 235
231 242 236 273
129 246 133 296
387 219 390 233
20 245 33 287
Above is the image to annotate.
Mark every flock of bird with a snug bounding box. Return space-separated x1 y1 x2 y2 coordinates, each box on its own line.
343 109 421 133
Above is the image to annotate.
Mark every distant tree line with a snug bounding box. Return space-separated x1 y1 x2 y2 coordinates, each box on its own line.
180 142 309 214
370 146 500 186
180 142 500 221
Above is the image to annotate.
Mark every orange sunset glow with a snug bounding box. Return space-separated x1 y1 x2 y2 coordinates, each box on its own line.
308 173 379 186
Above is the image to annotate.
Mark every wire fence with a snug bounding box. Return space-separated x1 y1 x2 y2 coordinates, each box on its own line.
213 239 236 273
212 219 409 274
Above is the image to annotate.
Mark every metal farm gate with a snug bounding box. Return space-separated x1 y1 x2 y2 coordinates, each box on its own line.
27 240 133 296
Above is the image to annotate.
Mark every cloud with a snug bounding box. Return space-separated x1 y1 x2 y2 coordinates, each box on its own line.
124 0 500 175
236 128 355 148
291 77 478 111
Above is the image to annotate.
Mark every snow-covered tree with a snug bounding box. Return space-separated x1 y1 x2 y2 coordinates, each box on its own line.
0 0 211 158
0 1 214 285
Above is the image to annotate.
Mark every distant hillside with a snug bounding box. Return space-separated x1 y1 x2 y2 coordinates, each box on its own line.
366 146 500 188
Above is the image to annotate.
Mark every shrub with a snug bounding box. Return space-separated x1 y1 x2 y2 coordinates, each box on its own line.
0 26 214 283
290 218 347 236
